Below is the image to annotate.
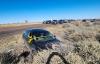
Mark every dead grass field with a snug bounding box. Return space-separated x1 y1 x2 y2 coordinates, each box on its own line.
0 22 100 64
0 22 42 27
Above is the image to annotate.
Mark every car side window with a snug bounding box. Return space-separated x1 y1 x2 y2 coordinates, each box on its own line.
24 31 29 37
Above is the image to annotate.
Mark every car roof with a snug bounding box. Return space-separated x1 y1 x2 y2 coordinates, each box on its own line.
24 29 50 34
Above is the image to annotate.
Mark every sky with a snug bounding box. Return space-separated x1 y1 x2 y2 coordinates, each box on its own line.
0 0 100 24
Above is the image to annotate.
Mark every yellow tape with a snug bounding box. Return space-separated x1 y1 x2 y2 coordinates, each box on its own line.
28 35 37 45
28 35 33 45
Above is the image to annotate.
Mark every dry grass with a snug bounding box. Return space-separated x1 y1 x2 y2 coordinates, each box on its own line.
62 22 100 64
0 22 100 64
0 23 42 28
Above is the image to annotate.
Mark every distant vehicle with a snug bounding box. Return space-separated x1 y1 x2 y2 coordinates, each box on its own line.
43 20 52 24
90 19 95 22
82 19 87 22
43 20 46 24
63 20 68 23
67 19 75 23
43 19 70 24
58 20 65 24
90 20 95 22
52 20 58 24
23 29 60 51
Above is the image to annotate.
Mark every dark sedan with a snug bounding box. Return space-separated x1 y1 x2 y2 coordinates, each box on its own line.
23 29 60 51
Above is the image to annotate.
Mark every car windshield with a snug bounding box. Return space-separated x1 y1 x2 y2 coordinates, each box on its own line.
30 29 54 41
